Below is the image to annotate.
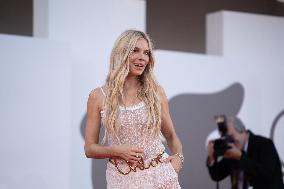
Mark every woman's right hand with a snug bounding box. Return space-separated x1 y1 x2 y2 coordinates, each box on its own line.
113 145 144 163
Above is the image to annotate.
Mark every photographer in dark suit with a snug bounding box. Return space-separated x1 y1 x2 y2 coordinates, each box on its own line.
207 116 284 189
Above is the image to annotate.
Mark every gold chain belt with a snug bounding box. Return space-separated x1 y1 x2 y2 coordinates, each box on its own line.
109 151 165 175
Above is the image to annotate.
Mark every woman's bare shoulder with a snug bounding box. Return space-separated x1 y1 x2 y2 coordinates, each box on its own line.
89 85 107 96
157 85 167 99
88 87 106 109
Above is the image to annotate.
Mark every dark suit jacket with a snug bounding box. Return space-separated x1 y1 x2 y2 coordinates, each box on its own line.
207 130 284 189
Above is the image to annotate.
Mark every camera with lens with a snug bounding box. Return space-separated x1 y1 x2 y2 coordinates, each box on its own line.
213 115 234 156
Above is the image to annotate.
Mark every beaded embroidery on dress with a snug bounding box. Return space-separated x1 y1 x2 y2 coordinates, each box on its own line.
100 88 181 189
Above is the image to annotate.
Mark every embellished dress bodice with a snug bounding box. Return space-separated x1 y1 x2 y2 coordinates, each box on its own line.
101 101 165 160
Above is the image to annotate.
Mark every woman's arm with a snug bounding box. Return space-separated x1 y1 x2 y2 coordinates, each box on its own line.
84 88 143 161
84 88 115 159
159 86 184 172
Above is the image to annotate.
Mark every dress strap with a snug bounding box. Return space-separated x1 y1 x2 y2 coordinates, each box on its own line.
99 87 107 144
100 87 106 97
101 128 107 145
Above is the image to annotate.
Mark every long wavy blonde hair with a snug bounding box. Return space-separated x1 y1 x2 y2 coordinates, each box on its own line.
104 30 161 137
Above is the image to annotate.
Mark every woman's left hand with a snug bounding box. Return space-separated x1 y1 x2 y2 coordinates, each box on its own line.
164 155 182 173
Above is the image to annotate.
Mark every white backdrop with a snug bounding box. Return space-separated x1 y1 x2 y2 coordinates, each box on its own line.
0 1 284 188
0 36 72 189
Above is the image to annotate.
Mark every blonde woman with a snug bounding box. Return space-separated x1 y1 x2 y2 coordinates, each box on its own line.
84 30 184 188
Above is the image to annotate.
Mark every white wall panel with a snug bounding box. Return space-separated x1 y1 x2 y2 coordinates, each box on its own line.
0 35 72 189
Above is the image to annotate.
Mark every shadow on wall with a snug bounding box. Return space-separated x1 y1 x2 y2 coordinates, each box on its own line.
168 82 244 188
80 115 107 189
80 82 245 188
271 110 284 176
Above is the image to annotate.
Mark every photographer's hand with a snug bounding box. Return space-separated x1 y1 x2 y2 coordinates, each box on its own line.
207 140 215 165
223 143 242 160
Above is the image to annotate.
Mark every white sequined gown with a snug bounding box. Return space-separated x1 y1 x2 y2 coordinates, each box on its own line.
101 101 181 189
